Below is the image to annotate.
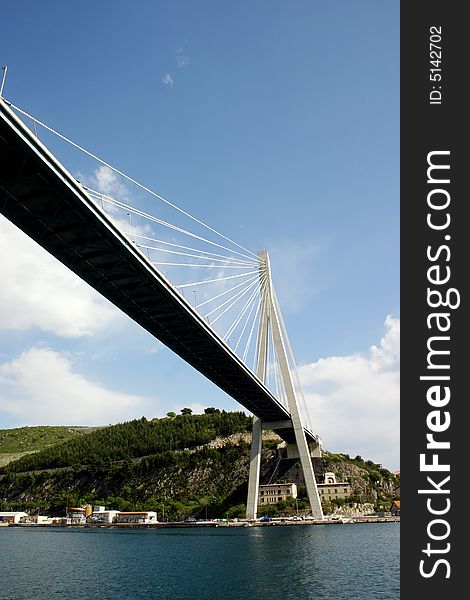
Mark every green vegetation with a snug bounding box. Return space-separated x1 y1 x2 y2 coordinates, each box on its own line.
318 451 400 512
0 441 253 520
1 411 251 474
0 425 94 454
0 426 96 467
322 451 398 486
0 413 398 519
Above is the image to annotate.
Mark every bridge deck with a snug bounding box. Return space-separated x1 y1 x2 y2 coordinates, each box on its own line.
0 99 314 443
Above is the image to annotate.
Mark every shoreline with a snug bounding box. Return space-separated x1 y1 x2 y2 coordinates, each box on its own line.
3 516 399 529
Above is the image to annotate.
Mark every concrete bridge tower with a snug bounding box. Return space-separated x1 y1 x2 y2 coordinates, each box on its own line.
245 251 323 520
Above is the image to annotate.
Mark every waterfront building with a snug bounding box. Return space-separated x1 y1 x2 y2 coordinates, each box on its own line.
390 500 400 516
316 472 352 502
258 483 297 504
114 511 158 524
19 514 50 524
66 507 86 523
0 511 29 523
89 508 120 523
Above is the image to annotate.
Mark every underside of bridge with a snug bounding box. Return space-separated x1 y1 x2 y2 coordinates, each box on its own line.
0 98 317 446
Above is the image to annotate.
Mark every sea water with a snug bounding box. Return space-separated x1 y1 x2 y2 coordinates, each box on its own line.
0 523 399 599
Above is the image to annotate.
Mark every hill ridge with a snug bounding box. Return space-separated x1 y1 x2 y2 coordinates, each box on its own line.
0 411 399 520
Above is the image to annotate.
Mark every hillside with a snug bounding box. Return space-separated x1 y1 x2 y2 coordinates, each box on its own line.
0 412 399 519
0 411 252 473
0 425 97 468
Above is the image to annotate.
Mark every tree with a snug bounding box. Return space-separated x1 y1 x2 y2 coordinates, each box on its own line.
166 412 176 418
204 407 220 414
198 495 214 519
181 408 192 415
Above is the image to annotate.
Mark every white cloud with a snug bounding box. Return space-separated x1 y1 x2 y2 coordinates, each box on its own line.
176 51 190 69
369 314 400 371
298 315 400 471
0 347 151 425
162 73 174 88
77 165 130 205
85 166 154 238
0 216 121 338
92 164 130 199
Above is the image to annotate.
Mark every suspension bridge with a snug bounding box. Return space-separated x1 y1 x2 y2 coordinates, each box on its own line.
0 90 324 519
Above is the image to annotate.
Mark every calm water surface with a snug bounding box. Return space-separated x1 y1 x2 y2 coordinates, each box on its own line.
0 523 399 600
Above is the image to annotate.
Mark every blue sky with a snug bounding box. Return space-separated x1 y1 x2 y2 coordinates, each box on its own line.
0 1 399 470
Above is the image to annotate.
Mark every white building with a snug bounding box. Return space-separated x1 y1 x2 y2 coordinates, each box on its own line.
114 511 158 524
19 514 50 524
0 511 29 523
66 507 86 523
317 472 352 502
89 509 120 523
33 515 50 524
259 483 297 504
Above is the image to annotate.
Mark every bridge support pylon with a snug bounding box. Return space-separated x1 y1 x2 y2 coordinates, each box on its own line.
245 251 323 521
